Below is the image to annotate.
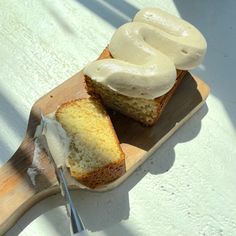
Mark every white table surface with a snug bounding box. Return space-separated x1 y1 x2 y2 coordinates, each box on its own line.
1 0 236 235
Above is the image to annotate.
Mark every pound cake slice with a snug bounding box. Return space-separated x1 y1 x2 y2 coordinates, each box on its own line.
85 48 187 126
55 98 125 188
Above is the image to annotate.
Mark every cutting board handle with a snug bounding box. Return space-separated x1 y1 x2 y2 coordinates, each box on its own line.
0 114 59 234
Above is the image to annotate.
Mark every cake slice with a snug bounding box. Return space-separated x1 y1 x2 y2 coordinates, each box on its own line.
85 48 187 126
55 98 125 188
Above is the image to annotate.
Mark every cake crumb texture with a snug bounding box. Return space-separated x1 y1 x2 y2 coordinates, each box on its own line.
56 98 125 188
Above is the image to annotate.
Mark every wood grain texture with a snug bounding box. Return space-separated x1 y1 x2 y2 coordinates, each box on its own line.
0 70 209 235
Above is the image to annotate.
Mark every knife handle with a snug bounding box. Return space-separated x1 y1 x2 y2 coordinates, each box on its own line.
71 230 90 236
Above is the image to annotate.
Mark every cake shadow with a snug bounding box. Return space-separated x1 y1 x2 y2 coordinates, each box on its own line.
68 73 208 233
69 104 208 233
75 0 138 28
109 72 204 150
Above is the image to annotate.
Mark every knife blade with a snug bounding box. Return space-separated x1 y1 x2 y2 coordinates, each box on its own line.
40 117 88 235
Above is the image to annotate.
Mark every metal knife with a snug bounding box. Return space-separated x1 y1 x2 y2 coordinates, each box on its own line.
40 124 89 236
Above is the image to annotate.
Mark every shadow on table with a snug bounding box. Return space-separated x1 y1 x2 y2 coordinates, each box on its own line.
0 92 27 163
74 0 138 27
40 0 76 35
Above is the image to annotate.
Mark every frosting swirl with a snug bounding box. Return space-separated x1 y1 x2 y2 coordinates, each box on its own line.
84 8 207 99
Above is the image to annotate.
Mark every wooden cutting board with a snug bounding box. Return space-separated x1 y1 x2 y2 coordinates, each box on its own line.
0 71 209 234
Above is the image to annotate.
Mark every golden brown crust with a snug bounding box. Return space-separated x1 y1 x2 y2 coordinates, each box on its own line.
84 47 187 126
70 157 125 189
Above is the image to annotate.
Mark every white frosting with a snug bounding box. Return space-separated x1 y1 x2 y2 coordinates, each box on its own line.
31 115 89 188
27 122 46 186
41 116 71 168
32 131 44 167
29 114 95 189
83 8 207 99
